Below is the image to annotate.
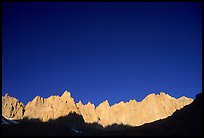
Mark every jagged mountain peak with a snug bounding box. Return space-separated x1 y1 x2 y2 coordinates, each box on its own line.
61 90 71 98
33 95 43 100
129 99 137 102
159 91 173 99
178 95 192 100
141 93 157 101
87 101 93 106
31 95 44 105
2 91 193 126
117 101 125 105
98 100 110 108
78 100 83 104
160 91 167 96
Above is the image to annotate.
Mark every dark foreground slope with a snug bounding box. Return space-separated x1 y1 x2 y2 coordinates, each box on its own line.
2 93 203 136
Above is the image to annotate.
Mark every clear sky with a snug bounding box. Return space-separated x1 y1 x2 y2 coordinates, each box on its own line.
2 2 202 106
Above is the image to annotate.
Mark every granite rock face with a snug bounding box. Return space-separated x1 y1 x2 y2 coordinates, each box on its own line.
2 93 25 119
95 100 118 127
76 101 98 124
23 91 80 122
2 91 193 127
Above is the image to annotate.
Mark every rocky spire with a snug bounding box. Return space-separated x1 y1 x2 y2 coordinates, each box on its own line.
61 90 71 98
98 100 110 108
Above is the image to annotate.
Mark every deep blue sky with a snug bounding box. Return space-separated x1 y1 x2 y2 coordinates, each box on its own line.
2 2 202 106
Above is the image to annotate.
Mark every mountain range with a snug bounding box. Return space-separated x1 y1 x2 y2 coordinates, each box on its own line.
2 90 193 127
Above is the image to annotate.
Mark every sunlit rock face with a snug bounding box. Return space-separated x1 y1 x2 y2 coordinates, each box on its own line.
95 100 118 127
2 93 25 119
24 90 80 122
124 92 193 126
76 101 98 124
2 91 193 127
